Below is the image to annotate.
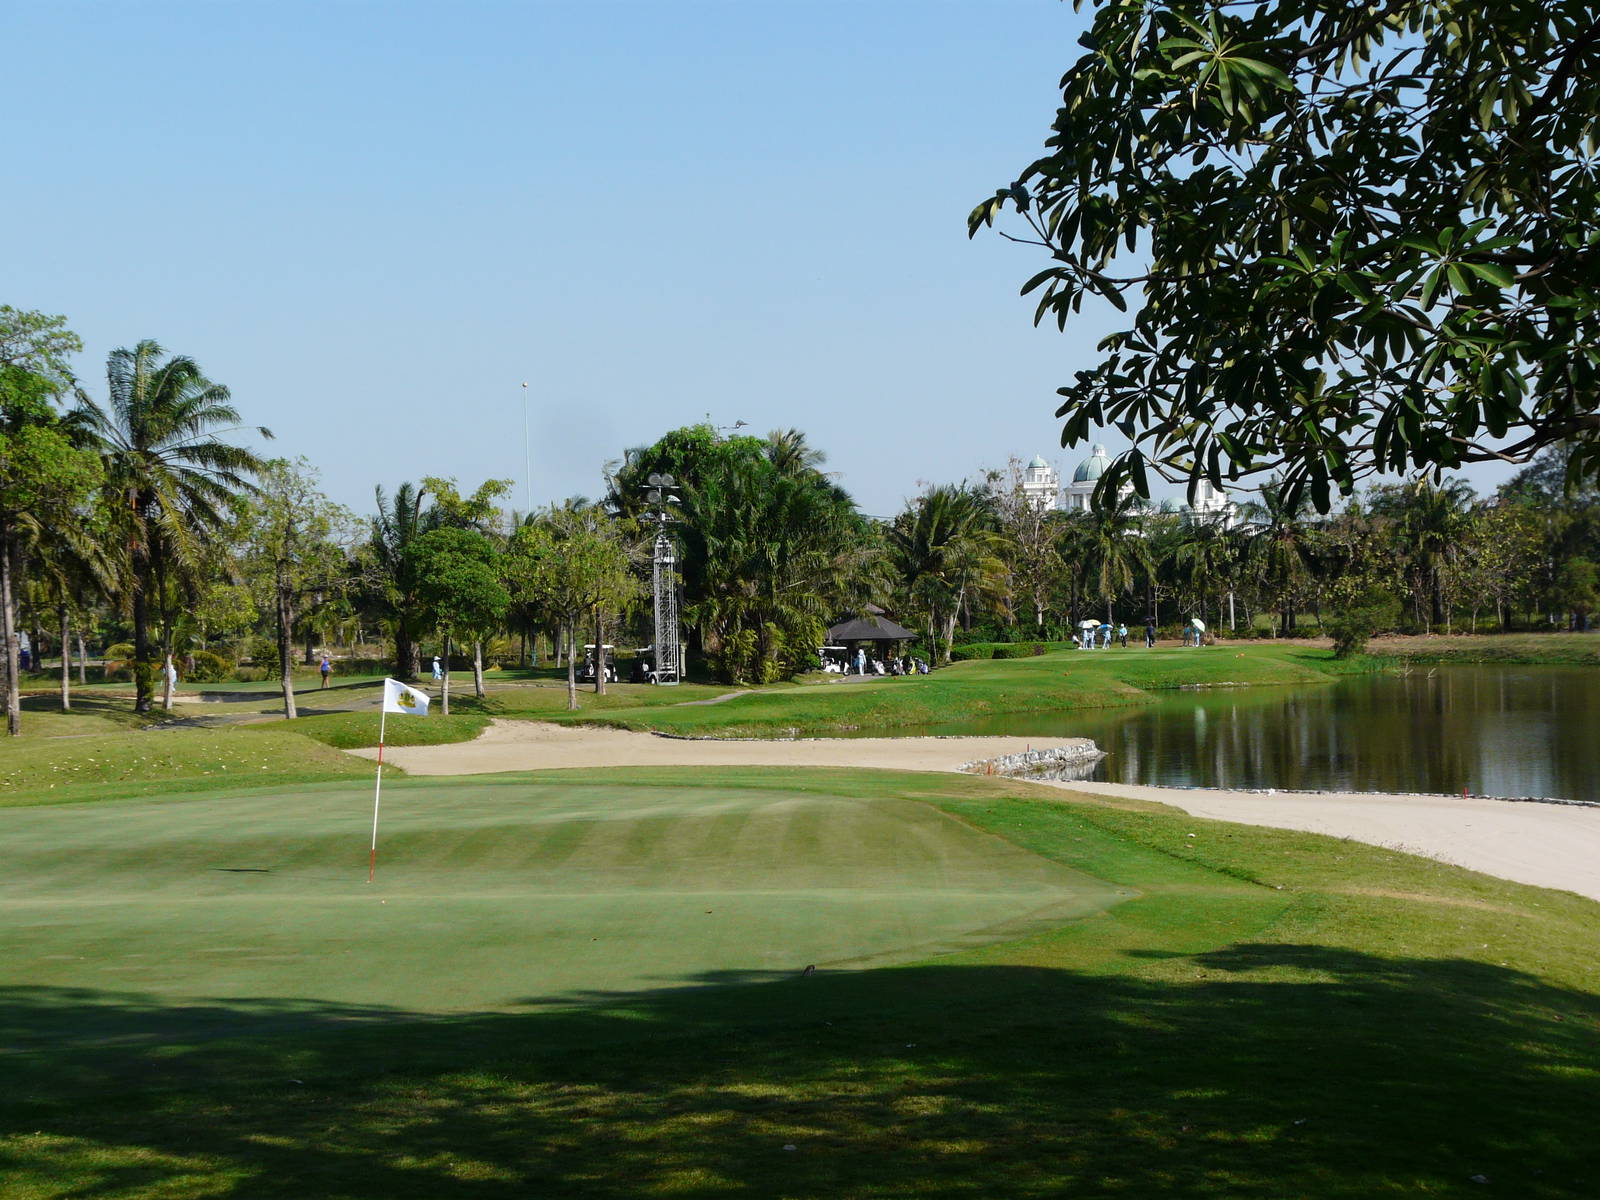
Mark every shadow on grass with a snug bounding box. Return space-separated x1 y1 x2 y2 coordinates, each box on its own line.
3 945 1598 1197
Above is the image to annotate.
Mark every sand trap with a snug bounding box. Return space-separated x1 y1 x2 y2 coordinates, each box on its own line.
353 720 1600 903
1038 780 1600 903
353 718 1095 775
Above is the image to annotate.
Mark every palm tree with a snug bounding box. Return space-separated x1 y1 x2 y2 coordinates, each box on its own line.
1171 514 1239 630
1369 478 1476 630
370 482 440 681
78 341 269 712
1078 492 1153 622
682 453 877 682
1240 480 1319 635
889 486 1007 665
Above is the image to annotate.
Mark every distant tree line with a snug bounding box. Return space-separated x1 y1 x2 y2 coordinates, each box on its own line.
4 305 1597 735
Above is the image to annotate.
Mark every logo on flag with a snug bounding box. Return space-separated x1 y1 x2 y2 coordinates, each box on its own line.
382 677 431 716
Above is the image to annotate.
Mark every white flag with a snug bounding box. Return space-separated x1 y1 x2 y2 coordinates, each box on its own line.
382 677 431 716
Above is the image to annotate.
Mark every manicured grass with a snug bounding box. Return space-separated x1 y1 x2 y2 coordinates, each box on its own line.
558 644 1383 738
1 766 1596 1197
0 726 370 807
0 772 1125 1014
8 694 159 739
1368 631 1600 665
280 709 494 750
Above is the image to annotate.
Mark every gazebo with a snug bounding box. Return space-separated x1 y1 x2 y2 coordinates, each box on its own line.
826 609 917 672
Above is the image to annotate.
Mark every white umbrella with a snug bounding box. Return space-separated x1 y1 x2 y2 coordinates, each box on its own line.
1191 617 1206 631
1079 619 1100 628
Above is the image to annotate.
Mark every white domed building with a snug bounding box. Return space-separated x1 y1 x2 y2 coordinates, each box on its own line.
1019 454 1062 511
1062 444 1132 512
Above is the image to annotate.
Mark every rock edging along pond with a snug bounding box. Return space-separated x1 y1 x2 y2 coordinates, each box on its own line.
960 743 1106 777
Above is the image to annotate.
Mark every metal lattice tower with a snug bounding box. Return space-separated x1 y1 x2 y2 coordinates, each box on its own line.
645 474 682 685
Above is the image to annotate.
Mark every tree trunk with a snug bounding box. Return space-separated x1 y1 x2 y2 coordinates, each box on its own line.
593 607 606 695
77 632 87 685
1 537 20 736
395 621 421 682
473 639 485 698
566 618 578 711
441 634 452 715
304 628 316 666
132 551 152 713
277 575 298 720
58 603 71 712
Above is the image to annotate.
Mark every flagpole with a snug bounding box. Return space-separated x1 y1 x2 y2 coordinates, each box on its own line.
369 699 388 883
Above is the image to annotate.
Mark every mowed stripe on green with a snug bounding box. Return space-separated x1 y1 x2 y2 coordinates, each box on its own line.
0 776 1128 1021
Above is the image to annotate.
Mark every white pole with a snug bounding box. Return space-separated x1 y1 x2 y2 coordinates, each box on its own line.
368 701 388 883
521 381 532 516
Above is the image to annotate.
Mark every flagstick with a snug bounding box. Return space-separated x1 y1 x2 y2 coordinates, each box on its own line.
369 703 388 883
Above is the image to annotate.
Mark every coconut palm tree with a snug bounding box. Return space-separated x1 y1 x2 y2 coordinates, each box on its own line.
1239 480 1319 635
889 486 1007 665
77 340 269 712
1076 491 1154 622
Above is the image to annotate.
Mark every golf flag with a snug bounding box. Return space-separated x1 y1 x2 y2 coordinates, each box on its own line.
382 677 431 717
370 677 431 882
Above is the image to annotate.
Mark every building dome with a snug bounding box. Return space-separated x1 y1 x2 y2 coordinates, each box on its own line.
1028 454 1048 470
1072 444 1112 483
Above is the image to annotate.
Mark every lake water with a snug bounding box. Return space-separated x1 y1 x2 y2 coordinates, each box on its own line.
856 665 1600 801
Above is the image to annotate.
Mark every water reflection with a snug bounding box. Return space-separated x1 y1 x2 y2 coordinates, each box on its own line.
852 666 1600 801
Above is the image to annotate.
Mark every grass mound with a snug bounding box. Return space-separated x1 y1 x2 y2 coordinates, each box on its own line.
1 767 1597 1196
566 645 1378 739
0 725 369 807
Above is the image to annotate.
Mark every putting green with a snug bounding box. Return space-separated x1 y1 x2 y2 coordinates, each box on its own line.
0 775 1129 1015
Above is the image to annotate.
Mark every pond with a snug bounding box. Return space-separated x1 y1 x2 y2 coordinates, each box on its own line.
856 664 1600 800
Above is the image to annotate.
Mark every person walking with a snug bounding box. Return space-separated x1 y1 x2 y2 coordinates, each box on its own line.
1144 619 1156 648
319 652 332 689
1118 622 1128 648
431 655 443 682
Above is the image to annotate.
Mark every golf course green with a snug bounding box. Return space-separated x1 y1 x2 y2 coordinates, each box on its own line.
3 759 1598 1197
1 775 1124 1020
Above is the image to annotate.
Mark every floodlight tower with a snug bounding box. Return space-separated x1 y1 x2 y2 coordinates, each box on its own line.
644 473 682 684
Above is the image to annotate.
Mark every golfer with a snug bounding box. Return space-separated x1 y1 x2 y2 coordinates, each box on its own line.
319 653 332 689
432 655 443 682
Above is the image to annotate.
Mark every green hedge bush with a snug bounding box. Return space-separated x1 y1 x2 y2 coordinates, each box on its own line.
186 650 234 682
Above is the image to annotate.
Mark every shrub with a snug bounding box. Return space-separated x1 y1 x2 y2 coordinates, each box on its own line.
186 650 234 682
232 666 269 683
1326 589 1402 658
105 642 135 662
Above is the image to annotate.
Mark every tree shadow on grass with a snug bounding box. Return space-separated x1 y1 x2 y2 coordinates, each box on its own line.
2 945 1598 1198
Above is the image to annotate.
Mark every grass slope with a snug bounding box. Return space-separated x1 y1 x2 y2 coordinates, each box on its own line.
0 726 369 807
557 644 1380 739
2 766 1597 1197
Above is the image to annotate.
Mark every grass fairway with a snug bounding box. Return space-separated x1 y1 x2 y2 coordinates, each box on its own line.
2 768 1598 1197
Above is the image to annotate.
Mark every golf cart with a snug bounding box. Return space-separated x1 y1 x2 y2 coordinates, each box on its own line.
630 647 656 684
578 644 617 684
819 645 850 673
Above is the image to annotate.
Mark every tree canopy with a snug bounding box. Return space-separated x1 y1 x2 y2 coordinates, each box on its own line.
972 0 1600 511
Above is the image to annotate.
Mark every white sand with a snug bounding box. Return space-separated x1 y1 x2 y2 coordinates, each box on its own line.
353 718 1095 775
1037 780 1600 903
354 721 1600 902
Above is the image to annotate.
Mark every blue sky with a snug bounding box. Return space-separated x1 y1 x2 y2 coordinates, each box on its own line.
7 0 1514 520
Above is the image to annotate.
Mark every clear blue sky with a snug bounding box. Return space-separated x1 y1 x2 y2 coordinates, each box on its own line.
7 0 1513 520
